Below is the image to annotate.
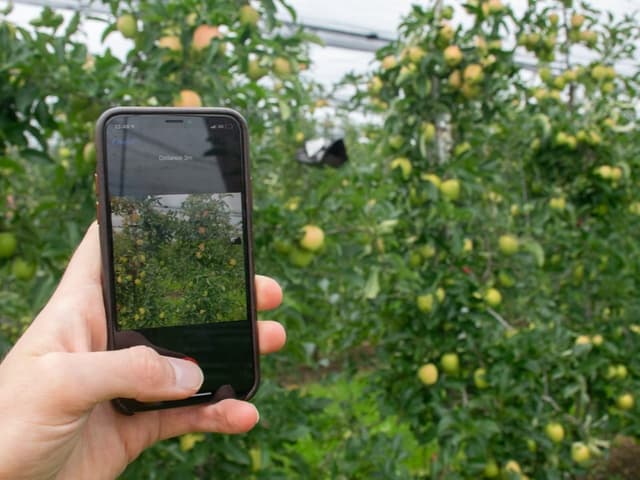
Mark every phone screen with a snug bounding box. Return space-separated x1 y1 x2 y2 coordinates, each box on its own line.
101 111 256 408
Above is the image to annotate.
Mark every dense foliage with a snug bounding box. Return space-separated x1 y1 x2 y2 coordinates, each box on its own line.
1 0 640 478
112 194 246 329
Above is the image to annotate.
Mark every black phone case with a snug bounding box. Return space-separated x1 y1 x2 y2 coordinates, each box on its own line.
95 107 259 415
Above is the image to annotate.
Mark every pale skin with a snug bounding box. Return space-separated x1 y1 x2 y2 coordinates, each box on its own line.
0 223 286 480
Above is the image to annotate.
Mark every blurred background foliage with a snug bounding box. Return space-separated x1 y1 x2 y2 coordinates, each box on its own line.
1 0 640 478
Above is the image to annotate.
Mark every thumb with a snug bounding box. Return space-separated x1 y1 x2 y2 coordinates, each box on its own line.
47 347 204 411
53 222 102 298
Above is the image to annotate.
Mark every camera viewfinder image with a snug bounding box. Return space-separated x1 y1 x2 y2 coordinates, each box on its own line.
111 193 246 330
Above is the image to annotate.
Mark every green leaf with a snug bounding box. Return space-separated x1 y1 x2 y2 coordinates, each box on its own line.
0 156 25 174
278 99 291 120
522 239 545 267
64 12 81 39
363 268 380 300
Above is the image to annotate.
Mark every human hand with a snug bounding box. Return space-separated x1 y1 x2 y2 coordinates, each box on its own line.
0 222 285 480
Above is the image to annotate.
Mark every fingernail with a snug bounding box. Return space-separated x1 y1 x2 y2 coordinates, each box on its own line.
167 357 204 390
255 407 260 424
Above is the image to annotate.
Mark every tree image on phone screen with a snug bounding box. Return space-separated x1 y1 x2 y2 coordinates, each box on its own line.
111 193 246 329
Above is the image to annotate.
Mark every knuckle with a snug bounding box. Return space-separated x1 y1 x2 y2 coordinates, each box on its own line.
212 403 236 433
128 346 168 395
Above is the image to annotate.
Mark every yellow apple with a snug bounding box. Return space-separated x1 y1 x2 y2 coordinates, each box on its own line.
463 63 484 84
487 0 504 14
571 442 591 464
503 460 521 474
157 35 182 51
437 22 454 44
484 288 502 307
580 30 597 44
498 234 519 256
418 363 438 385
273 57 292 77
192 24 222 51
421 122 436 142
616 365 628 379
417 294 434 313
610 166 622 181
617 393 634 410
575 335 591 345
595 165 612 179
439 179 460 201
549 197 566 211
448 70 462 89
368 75 383 95
408 46 425 63
174 89 202 107
299 225 325 252
381 55 397 70
443 45 463 67
591 64 609 81
571 13 585 29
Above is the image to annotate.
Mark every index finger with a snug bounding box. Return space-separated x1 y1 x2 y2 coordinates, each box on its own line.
255 275 282 311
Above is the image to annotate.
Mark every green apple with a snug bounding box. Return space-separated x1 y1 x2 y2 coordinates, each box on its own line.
483 459 499 478
12 258 36 280
474 368 489 389
83 142 96 165
441 353 460 375
239 5 260 27
0 232 17 259
416 294 434 313
116 14 137 39
498 234 519 255
288 248 314 267
545 422 564 443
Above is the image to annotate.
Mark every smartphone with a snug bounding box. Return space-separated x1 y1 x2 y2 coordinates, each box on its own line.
95 107 258 414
